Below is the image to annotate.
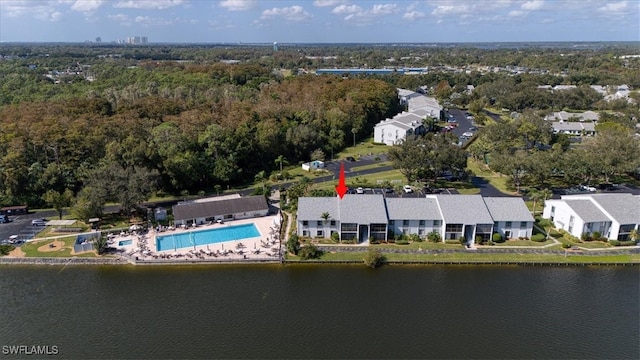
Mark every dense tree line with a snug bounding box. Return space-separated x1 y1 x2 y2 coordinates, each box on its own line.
1 43 638 213
0 71 400 213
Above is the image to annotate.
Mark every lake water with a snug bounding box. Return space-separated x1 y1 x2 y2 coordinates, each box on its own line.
0 265 637 359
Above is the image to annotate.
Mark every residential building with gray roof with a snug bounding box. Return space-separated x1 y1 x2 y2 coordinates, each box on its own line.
543 193 640 240
296 195 534 245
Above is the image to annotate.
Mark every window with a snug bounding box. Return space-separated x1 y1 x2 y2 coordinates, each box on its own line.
317 230 323 237
330 220 336 226
302 221 308 226
389 220 395 226
520 221 527 229
402 229 408 234
505 230 511 239
433 220 441 227
550 206 555 216
370 224 386 232
302 230 308 237
341 223 357 232
317 221 322 226
505 221 512 228
419 220 426 226
403 220 409 226
418 229 425 235
445 224 463 232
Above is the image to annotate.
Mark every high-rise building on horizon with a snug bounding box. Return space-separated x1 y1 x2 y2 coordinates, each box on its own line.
126 36 149 45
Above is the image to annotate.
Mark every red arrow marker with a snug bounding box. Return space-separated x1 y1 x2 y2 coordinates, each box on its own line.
335 162 347 199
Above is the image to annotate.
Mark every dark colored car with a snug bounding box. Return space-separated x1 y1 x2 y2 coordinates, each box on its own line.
345 156 356 162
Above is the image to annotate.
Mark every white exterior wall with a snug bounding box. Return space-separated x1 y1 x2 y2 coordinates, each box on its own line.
493 221 533 239
389 219 440 238
543 201 585 238
297 220 339 239
581 221 612 239
374 123 407 146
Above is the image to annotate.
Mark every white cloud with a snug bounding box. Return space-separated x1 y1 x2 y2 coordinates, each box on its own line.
261 6 312 21
108 13 130 22
113 0 184 9
70 0 104 14
431 4 471 16
371 3 397 15
219 0 256 11
521 0 544 11
135 15 173 25
403 10 425 20
338 3 400 25
332 4 361 14
508 10 525 17
598 1 628 15
313 0 346 7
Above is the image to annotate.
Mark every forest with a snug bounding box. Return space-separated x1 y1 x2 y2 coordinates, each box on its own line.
0 42 638 216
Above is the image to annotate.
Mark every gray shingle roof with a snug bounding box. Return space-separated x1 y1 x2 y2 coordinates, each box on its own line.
173 196 268 221
564 200 610 223
296 197 340 222
483 197 535 222
385 198 442 220
590 193 640 224
430 195 493 224
339 194 388 224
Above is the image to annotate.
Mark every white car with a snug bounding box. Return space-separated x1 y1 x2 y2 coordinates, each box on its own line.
31 219 48 226
356 187 364 194
462 131 474 137
403 185 413 193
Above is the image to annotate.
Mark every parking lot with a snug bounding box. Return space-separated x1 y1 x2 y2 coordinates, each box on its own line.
0 212 54 245
349 186 457 197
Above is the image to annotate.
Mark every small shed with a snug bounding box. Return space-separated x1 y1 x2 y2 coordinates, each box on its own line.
302 160 325 171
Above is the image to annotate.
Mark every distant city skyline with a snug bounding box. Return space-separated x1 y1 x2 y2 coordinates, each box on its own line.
1 0 638 43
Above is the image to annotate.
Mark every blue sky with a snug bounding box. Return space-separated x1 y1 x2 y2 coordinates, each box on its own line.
1 0 638 43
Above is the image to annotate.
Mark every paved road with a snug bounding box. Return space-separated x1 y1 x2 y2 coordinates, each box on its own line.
471 176 515 197
482 109 505 123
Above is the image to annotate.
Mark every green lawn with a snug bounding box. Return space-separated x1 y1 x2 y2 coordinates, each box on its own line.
466 159 515 195
492 239 555 247
336 139 389 159
21 236 97 257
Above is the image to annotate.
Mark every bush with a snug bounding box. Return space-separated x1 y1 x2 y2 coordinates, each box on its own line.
395 239 410 245
561 243 572 249
287 234 300 255
537 218 552 227
610 240 636 246
299 244 322 259
531 234 546 242
363 249 385 268
0 244 15 256
331 231 340 242
408 233 422 243
427 231 442 243
492 233 504 243
592 231 601 240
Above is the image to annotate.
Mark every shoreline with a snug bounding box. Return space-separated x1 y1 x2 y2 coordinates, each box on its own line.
1 253 638 267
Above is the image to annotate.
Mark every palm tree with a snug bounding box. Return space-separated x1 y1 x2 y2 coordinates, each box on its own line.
274 155 288 175
321 212 331 223
351 128 357 147
529 189 542 216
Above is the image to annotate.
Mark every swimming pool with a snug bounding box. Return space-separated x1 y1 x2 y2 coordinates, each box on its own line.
118 240 132 246
156 223 261 252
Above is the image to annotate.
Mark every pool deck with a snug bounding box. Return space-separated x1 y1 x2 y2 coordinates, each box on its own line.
117 215 282 262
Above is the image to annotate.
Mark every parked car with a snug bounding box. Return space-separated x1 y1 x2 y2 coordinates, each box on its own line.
468 126 478 132
0 215 9 223
462 131 474 137
579 184 597 192
356 187 365 194
403 185 413 193
31 219 48 226
384 187 394 193
345 156 356 162
447 118 457 123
